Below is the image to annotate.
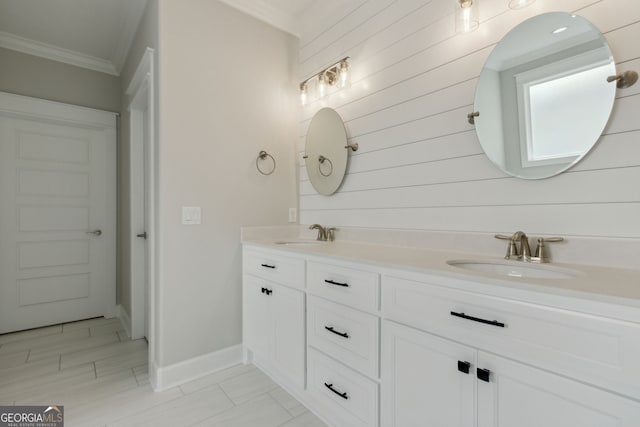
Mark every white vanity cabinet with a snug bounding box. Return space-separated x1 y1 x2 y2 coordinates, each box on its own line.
305 261 381 427
242 242 640 427
242 249 306 390
382 320 476 427
382 320 640 427
477 352 640 427
381 274 640 427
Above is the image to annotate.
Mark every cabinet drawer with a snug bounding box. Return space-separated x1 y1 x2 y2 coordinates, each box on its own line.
383 275 640 400
308 296 379 379
307 261 379 311
307 347 379 427
244 249 305 289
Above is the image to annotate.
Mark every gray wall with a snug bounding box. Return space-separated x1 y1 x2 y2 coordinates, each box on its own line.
156 0 298 366
0 47 121 112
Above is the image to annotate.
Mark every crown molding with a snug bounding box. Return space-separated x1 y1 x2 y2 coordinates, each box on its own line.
0 31 118 76
218 0 300 37
111 0 149 74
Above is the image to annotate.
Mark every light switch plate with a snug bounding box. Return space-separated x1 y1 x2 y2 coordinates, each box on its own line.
182 206 202 225
288 208 297 223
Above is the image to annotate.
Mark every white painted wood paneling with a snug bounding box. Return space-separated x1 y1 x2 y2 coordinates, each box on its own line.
297 0 640 238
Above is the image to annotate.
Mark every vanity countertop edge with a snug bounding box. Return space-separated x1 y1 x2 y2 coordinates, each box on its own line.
241 238 640 321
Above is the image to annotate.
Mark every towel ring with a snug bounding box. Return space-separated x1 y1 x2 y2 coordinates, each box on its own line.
256 150 276 175
318 155 333 177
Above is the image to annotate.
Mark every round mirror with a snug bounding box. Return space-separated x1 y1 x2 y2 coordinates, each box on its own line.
474 12 616 179
305 108 349 195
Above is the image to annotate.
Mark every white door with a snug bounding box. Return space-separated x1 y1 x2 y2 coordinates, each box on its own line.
130 103 151 340
142 107 151 338
270 282 305 389
0 94 116 333
243 275 270 359
477 351 640 427
381 321 476 427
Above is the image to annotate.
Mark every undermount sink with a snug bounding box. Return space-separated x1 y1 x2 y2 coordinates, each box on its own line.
274 240 325 246
446 259 578 279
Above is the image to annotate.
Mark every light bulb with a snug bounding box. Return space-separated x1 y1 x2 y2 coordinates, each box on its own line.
300 83 308 106
455 0 478 34
338 61 350 89
509 0 535 9
317 73 328 99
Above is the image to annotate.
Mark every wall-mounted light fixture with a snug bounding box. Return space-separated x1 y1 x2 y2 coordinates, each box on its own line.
509 0 535 9
455 0 479 34
299 57 350 106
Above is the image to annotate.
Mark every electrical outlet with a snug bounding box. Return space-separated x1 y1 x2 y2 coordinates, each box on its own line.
288 208 297 223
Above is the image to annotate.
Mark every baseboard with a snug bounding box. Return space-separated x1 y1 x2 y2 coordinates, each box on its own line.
117 304 132 339
151 344 243 392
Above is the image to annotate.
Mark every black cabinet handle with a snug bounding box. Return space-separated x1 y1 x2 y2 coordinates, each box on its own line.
261 287 265 294
324 279 349 287
477 368 491 382
264 288 272 295
260 263 276 269
324 382 349 400
458 360 470 374
325 326 349 339
450 311 505 328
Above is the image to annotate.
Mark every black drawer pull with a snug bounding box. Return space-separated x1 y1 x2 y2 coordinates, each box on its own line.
325 326 349 339
477 368 491 382
450 311 505 328
324 382 348 400
458 360 470 374
260 263 276 269
324 279 349 287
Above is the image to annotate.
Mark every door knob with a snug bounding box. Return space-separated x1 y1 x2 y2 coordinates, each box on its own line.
136 232 148 239
86 230 102 236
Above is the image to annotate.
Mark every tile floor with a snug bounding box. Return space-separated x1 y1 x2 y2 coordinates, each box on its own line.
0 317 327 427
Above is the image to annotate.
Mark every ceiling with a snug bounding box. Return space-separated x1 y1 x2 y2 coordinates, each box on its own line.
0 0 148 76
217 0 345 38
0 0 335 77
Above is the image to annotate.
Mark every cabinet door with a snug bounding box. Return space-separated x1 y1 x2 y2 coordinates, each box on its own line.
243 275 270 360
270 282 305 389
381 321 476 427
477 351 640 427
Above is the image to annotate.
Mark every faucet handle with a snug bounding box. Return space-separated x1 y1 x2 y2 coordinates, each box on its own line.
495 234 518 259
326 227 336 242
533 237 564 263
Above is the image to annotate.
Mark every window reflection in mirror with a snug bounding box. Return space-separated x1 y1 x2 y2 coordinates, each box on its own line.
474 12 616 179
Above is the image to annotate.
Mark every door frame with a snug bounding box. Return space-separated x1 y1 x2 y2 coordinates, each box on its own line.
126 48 156 357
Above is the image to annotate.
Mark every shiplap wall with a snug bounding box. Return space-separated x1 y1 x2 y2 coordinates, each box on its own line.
296 0 640 239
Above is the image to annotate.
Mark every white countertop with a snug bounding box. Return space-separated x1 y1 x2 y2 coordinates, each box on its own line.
242 237 640 310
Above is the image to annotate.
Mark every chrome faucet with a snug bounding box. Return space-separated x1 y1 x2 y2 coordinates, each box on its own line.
495 231 563 263
309 224 336 242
